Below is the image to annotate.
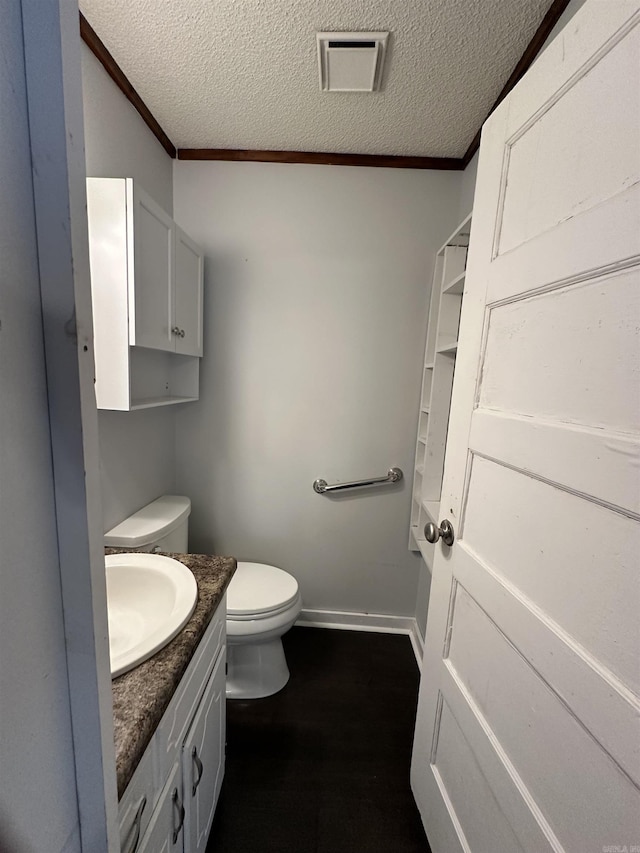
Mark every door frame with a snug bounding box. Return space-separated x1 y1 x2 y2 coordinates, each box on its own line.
21 1 119 849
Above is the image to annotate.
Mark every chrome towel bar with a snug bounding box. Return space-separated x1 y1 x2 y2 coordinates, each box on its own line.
313 467 403 494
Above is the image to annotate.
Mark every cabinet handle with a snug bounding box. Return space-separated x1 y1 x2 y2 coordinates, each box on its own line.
124 795 146 853
171 788 185 845
179 329 185 338
171 326 181 336
191 745 204 796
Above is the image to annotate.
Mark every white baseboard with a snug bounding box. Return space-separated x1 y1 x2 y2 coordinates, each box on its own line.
296 608 424 670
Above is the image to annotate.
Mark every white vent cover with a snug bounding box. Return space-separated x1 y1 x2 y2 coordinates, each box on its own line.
317 32 389 92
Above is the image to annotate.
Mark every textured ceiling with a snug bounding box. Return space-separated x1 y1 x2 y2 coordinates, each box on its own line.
79 0 552 158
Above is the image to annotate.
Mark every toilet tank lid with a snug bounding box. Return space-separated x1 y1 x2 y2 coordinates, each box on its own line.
104 495 191 548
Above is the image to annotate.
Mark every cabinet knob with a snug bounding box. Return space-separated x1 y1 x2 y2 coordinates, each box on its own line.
424 519 455 546
171 326 181 336
180 329 185 338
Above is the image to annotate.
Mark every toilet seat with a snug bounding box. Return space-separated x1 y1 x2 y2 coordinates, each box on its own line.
227 562 299 620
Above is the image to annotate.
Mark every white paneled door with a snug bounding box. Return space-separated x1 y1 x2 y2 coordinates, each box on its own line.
411 3 640 852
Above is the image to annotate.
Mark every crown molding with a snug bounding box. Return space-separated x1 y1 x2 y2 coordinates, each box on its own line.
177 149 464 170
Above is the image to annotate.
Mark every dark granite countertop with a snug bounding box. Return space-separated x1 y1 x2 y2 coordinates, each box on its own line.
107 550 236 798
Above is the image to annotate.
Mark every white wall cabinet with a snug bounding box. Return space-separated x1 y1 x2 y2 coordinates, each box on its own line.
87 178 204 410
408 213 472 569
118 597 226 853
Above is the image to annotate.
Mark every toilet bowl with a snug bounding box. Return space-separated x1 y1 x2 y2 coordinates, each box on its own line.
226 562 302 699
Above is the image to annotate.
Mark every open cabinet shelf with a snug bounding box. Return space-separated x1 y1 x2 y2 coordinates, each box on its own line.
408 212 472 560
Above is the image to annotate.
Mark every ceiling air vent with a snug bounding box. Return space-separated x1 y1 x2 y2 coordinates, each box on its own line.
317 32 389 92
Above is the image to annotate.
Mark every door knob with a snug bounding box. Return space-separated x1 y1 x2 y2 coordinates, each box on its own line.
424 519 455 547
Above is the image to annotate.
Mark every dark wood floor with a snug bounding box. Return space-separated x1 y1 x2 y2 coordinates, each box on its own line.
206 627 431 853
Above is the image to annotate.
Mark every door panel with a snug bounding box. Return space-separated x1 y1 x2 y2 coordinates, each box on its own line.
463 455 640 690
131 184 174 351
446 586 639 851
497 20 640 256
182 648 225 853
469 410 639 514
431 696 526 853
174 226 204 357
137 762 183 853
411 3 640 850
479 270 640 432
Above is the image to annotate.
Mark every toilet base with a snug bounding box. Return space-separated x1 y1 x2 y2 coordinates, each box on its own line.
226 637 290 699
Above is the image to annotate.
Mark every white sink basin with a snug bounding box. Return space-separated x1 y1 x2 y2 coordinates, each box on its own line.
106 553 197 678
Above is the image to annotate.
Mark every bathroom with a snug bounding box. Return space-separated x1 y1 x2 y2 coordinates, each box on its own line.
2 0 639 851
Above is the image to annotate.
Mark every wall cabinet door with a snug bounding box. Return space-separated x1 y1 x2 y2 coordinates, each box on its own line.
130 183 174 352
182 650 226 853
138 761 185 853
174 226 204 357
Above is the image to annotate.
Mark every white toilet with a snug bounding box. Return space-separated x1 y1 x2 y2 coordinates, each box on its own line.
226 562 302 700
104 495 302 700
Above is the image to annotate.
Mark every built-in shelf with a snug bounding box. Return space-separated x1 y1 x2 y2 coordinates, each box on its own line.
437 213 472 255
408 211 472 554
436 340 459 354
443 271 465 295
423 500 440 524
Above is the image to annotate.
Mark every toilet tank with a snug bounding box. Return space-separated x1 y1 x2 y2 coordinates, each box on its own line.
104 495 191 553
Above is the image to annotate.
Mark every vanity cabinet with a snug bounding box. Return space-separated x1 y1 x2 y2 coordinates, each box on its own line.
86 178 204 410
118 596 226 853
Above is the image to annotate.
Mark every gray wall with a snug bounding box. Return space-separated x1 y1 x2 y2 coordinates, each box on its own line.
82 44 173 213
0 4 80 849
173 160 462 617
81 45 177 531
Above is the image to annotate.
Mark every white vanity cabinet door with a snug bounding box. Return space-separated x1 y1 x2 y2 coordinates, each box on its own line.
129 182 174 352
118 743 155 853
137 762 185 853
182 650 226 853
174 226 204 357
